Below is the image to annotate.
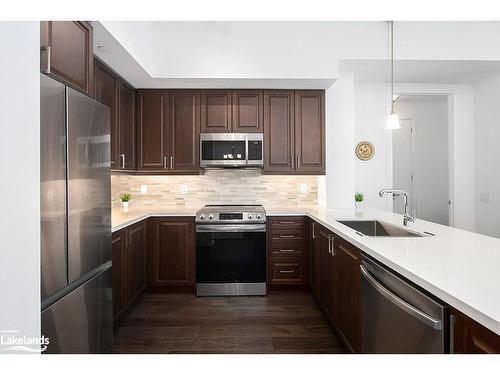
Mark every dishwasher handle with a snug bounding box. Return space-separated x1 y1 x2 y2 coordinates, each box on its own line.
360 264 442 331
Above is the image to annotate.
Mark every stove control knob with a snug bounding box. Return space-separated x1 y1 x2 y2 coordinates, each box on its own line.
256 214 262 220
248 214 253 219
199 214 206 220
208 214 214 220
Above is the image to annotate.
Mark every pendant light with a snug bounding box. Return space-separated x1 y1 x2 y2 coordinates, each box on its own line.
385 20 401 130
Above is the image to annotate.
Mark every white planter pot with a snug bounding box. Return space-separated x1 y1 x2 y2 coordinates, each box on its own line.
355 201 363 215
122 201 129 212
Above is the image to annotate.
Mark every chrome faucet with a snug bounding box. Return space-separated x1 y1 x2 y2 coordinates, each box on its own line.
379 189 415 226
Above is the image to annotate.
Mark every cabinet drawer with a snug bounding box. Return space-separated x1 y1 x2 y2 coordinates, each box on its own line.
269 229 305 243
270 258 304 284
269 216 306 230
269 243 305 257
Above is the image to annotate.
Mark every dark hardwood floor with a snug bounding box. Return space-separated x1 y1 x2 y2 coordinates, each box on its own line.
113 291 345 354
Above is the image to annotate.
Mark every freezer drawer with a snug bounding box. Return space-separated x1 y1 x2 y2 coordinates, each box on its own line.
41 266 112 354
361 256 449 353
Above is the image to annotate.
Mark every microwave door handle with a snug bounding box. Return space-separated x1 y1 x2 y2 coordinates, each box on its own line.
359 264 443 331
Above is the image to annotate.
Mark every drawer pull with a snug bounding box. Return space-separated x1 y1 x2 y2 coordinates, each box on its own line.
279 249 295 253
278 234 295 239
278 221 296 224
279 269 295 274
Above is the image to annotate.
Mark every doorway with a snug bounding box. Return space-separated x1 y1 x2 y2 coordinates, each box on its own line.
393 95 450 226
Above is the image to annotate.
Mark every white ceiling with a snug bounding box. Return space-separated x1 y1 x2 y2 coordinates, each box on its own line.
339 59 500 84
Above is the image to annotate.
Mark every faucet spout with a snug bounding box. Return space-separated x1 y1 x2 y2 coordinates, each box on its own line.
379 188 415 226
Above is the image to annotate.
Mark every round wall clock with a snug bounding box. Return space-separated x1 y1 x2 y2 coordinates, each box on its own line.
355 141 375 161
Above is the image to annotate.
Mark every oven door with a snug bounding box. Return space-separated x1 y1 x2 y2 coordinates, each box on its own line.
196 224 266 284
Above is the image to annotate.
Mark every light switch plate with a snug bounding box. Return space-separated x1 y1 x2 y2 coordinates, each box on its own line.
180 184 188 194
299 184 308 194
140 185 148 195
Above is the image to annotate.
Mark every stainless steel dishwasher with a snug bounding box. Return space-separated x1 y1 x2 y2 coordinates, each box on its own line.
361 256 450 353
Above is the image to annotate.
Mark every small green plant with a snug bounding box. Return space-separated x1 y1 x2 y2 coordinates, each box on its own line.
355 192 364 202
120 193 132 203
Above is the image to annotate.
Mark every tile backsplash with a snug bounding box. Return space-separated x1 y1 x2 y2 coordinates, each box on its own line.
111 169 319 209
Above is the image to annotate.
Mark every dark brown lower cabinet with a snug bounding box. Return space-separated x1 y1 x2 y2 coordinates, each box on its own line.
150 217 195 286
335 237 362 353
452 308 500 353
318 226 336 323
309 220 321 300
112 220 145 323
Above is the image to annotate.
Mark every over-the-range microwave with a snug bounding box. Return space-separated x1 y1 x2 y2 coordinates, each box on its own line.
200 133 263 168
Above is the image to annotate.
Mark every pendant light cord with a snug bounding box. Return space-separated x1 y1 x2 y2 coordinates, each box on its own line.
390 20 394 113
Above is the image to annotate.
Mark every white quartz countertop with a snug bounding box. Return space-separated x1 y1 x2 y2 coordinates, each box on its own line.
112 204 500 335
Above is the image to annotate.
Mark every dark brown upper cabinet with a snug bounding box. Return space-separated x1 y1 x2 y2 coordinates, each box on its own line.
169 90 201 172
137 90 200 174
264 90 325 175
232 90 264 133
119 82 136 170
94 58 136 171
136 90 169 171
201 90 232 133
93 60 119 169
294 91 325 174
263 91 295 173
40 21 93 96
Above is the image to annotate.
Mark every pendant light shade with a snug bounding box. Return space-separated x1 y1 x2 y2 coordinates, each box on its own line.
385 20 401 130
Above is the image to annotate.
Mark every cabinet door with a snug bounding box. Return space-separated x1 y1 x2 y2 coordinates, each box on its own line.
232 90 263 133
112 229 126 320
294 91 325 174
169 90 201 172
137 90 169 170
319 228 335 324
264 91 295 173
152 218 195 285
201 90 231 133
309 221 321 299
93 60 119 169
119 82 136 170
336 238 362 353
452 309 500 353
40 21 93 96
125 222 146 304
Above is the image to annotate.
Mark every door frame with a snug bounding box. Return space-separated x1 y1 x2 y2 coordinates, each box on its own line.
392 92 454 227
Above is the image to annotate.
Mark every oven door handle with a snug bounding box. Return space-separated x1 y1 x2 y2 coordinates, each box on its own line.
360 264 442 331
196 224 266 233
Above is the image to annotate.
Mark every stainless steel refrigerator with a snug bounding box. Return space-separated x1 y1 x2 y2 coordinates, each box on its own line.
40 74 112 354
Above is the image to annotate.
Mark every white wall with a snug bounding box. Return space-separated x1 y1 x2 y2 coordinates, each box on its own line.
394 98 449 225
474 73 500 238
0 22 40 351
353 83 476 231
326 74 355 208
354 83 392 211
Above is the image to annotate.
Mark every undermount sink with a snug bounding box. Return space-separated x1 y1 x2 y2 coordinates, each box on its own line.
337 220 433 238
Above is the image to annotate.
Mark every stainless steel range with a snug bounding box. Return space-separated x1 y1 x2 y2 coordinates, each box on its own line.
195 205 267 296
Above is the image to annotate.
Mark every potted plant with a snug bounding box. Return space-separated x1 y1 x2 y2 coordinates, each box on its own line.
120 193 132 211
355 192 364 214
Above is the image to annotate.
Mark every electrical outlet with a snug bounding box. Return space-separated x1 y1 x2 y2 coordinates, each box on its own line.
299 183 308 194
180 184 188 194
140 185 148 195
479 191 491 203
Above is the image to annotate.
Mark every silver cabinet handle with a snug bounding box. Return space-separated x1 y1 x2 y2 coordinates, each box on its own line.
279 249 295 253
312 222 316 239
121 154 125 169
331 235 335 256
449 314 455 353
296 156 300 170
278 234 295 239
278 221 296 224
170 156 174 170
41 45 51 74
360 264 443 331
328 234 332 254
163 156 168 169
279 269 295 274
